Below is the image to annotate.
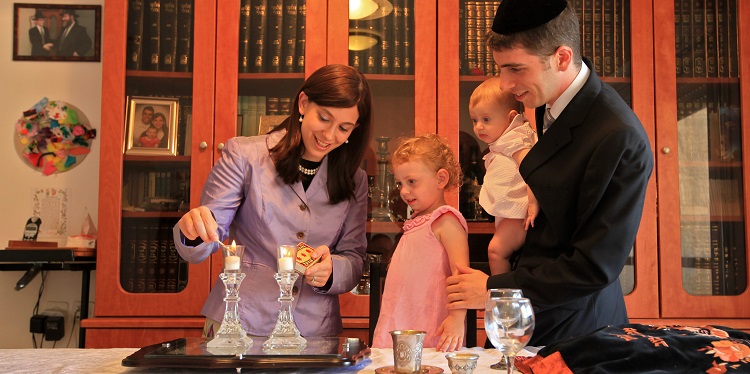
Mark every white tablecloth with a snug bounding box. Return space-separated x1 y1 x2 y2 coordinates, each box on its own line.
0 346 539 373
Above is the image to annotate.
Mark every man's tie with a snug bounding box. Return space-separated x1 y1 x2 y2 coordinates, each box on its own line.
543 107 555 134
39 27 45 42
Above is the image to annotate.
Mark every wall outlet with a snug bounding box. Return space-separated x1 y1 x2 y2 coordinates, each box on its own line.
74 300 95 319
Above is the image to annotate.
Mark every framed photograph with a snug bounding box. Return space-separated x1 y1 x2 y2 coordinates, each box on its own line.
13 3 101 62
125 97 180 156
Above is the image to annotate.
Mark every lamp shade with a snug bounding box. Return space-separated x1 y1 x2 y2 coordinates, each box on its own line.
349 0 393 20
348 28 381 51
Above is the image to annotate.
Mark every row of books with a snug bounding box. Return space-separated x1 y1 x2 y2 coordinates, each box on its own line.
675 0 739 78
127 0 194 72
459 0 631 77
240 0 306 73
677 88 740 163
237 96 292 136
122 168 190 212
681 221 746 296
121 221 189 293
348 0 415 75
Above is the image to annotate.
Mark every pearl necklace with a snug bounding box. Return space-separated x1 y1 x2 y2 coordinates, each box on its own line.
298 165 320 175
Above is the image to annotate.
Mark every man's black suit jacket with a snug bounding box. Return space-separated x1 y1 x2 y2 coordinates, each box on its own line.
486 60 654 347
57 23 92 57
28 26 50 56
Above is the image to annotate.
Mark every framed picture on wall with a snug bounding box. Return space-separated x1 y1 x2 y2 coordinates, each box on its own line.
13 3 101 62
125 97 180 156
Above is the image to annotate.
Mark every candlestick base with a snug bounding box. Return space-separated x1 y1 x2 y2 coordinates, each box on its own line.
262 272 307 352
207 271 253 352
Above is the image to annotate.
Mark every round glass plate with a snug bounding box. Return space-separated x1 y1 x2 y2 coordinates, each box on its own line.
375 365 444 374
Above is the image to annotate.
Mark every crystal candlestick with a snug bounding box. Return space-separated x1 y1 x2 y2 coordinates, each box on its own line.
207 242 253 351
263 245 307 352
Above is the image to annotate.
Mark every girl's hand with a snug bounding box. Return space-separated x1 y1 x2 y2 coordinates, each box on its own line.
178 206 219 243
306 245 332 287
435 314 465 352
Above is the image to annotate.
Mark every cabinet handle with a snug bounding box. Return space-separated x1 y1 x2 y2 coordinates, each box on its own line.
217 143 225 150
199 141 208 149
662 147 671 154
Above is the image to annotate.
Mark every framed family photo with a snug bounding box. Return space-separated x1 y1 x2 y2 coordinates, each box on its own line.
125 97 180 156
13 3 101 62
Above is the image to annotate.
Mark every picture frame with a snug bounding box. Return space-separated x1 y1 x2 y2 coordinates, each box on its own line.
13 4 101 62
125 97 180 156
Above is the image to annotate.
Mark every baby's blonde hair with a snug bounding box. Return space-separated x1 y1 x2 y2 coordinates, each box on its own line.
390 134 463 191
469 77 522 113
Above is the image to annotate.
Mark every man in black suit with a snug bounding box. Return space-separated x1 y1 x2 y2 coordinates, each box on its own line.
56 9 92 57
446 0 653 347
28 11 52 56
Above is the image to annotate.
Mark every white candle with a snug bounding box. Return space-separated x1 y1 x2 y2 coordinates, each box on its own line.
278 257 294 272
225 255 240 270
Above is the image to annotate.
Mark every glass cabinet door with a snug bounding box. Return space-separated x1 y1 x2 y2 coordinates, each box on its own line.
326 0 436 263
97 0 214 316
214 0 316 281
658 0 750 318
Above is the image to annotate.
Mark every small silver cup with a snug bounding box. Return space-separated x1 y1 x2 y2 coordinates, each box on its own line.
390 330 426 373
445 352 479 374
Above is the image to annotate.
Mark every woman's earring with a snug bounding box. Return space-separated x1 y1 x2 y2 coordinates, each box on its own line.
298 115 303 123
345 139 349 144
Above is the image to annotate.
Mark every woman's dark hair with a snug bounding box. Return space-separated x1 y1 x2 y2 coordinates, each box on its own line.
150 112 167 126
270 64 373 204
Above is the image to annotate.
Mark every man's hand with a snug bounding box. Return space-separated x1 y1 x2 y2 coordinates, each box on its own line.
446 264 489 310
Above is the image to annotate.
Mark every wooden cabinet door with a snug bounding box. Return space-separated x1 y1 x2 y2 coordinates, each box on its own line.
656 0 750 319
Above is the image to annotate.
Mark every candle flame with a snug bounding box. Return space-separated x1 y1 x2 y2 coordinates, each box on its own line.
231 240 237 253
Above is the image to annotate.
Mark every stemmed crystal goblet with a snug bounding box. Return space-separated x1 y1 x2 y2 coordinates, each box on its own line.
486 289 523 370
262 244 307 352
485 297 535 374
206 241 253 353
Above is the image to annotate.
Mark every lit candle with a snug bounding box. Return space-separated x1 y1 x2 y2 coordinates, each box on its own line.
230 240 237 255
278 257 294 272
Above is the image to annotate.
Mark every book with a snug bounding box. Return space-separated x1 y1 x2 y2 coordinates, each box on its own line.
126 0 145 70
160 0 178 71
377 4 392 74
402 0 413 74
282 0 298 73
295 0 306 72
266 97 280 115
246 96 259 136
175 0 193 72
239 0 253 73
475 2 486 75
717 0 728 76
120 222 138 293
251 0 268 73
705 0 718 77
349 20 364 70
144 0 162 71
391 0 402 74
279 97 291 115
255 95 267 132
145 224 160 293
603 0 614 77
726 0 738 77
692 0 706 77
156 224 170 292
267 0 284 73
680 0 692 77
135 222 148 293
593 0 602 74
464 2 478 74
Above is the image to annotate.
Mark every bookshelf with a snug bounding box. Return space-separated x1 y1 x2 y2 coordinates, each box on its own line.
87 0 750 348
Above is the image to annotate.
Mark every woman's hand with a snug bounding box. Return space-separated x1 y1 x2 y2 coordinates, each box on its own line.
305 245 332 287
177 206 219 243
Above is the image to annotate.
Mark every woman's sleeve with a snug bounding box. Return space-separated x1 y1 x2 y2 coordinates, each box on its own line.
320 170 369 294
172 138 249 264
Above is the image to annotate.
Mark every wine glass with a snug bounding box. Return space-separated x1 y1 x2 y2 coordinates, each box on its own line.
485 297 535 374
486 289 523 370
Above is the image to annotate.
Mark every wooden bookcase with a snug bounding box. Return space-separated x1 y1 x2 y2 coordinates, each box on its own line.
86 0 750 348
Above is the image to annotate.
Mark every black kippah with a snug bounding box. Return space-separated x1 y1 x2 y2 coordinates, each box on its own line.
492 0 568 35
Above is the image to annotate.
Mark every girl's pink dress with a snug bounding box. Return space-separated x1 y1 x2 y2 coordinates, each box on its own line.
371 205 468 348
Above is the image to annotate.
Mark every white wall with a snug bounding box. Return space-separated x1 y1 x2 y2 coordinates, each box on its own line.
0 0 103 348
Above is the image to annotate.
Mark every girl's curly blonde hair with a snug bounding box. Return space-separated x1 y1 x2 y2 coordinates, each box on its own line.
390 134 463 191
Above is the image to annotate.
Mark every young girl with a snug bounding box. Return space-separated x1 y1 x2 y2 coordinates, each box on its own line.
470 77 538 275
372 134 469 352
